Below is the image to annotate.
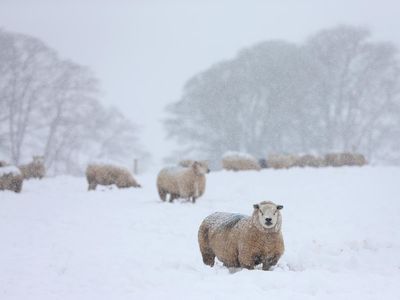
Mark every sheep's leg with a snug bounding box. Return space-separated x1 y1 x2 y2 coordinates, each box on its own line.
88 182 97 191
201 250 215 267
198 225 215 267
262 264 271 271
169 193 178 203
12 178 22 193
15 181 22 193
158 188 167 201
262 255 278 271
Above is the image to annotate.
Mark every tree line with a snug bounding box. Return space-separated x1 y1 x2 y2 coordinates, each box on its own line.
165 25 400 166
0 29 148 175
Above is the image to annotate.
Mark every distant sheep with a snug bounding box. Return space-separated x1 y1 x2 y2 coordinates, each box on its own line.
0 166 23 193
86 164 141 190
222 151 261 171
295 154 325 168
198 201 284 270
19 156 46 179
267 154 298 169
157 161 209 203
178 160 209 200
325 152 367 167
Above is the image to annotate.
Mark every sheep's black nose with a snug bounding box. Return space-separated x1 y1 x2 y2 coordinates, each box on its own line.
265 218 272 222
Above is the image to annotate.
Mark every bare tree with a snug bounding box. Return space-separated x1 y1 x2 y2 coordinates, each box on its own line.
165 25 400 165
0 30 58 164
0 29 149 174
40 60 99 170
165 40 317 165
306 25 400 160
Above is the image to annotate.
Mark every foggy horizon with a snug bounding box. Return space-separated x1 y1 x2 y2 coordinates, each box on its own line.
1 0 400 167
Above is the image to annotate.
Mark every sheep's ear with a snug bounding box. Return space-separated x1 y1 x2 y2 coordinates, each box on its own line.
277 205 283 210
253 204 259 210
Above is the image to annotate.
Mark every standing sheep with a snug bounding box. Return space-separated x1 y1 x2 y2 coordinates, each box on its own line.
157 161 209 203
267 154 299 169
198 201 284 270
324 153 345 167
178 160 209 200
325 152 367 167
0 166 23 193
86 164 141 190
350 153 367 166
295 154 325 168
19 156 46 179
222 152 261 171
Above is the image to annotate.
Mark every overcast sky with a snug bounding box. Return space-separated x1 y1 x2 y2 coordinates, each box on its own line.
1 0 399 166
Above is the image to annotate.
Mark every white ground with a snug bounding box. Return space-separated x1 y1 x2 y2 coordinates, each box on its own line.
0 167 399 300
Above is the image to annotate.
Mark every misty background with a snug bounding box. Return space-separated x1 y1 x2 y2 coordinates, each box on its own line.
0 0 399 174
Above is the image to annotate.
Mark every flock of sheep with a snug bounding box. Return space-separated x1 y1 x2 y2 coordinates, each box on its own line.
0 156 45 193
0 151 367 194
223 151 367 171
0 151 367 271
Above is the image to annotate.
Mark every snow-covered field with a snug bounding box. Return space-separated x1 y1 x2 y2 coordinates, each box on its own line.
1 167 399 300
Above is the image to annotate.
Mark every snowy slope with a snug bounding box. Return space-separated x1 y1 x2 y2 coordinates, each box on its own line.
0 167 399 300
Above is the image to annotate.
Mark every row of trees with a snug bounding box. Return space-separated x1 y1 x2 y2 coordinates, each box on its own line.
0 29 148 175
165 25 400 166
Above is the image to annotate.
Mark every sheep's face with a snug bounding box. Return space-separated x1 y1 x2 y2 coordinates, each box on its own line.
253 201 283 230
192 161 210 175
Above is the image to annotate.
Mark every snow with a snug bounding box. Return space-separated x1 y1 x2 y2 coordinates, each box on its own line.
0 166 21 176
0 167 399 299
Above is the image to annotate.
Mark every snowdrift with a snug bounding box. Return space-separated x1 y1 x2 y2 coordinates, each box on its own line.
0 167 399 299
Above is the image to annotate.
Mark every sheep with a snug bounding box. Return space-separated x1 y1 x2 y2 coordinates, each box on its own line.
157 161 209 203
222 151 261 171
198 201 284 271
349 153 368 166
86 164 141 190
325 152 367 167
295 154 325 168
267 154 299 169
324 153 344 167
178 160 209 199
18 156 46 179
0 166 23 193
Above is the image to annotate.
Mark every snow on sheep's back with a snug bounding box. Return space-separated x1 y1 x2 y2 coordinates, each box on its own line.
0 167 399 300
